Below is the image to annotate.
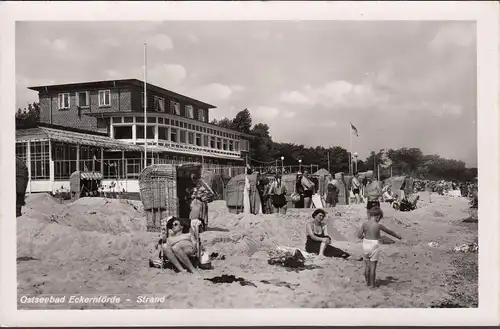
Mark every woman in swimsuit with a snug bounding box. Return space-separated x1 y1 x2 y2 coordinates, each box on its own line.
305 209 350 259
161 216 199 275
268 173 288 214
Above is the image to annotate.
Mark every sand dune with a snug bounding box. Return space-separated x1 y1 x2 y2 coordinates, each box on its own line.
17 193 477 309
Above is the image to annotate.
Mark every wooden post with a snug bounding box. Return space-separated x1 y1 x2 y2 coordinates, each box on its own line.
76 144 80 171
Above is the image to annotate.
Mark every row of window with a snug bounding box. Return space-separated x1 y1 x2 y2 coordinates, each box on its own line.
113 125 242 152
57 90 208 122
112 116 241 139
58 90 110 109
141 93 206 121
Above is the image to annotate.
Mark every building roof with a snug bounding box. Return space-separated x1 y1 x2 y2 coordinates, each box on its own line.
16 126 150 152
28 78 216 109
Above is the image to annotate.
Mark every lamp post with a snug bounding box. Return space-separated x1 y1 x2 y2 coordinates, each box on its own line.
281 156 284 174
353 152 358 174
298 159 302 172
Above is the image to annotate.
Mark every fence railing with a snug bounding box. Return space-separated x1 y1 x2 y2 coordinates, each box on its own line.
52 158 248 181
251 164 320 175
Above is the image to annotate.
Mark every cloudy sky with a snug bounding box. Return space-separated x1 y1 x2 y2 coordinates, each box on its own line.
16 21 477 166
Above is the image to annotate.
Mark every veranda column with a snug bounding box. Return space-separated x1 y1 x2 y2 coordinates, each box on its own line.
76 144 80 171
100 147 104 173
49 139 55 193
26 141 31 194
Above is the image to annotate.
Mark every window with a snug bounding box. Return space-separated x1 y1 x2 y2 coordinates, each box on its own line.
170 100 180 115
229 140 234 151
234 141 239 152
97 118 110 129
136 125 155 140
203 135 209 147
154 96 165 112
124 116 133 123
58 93 70 109
76 91 89 107
171 128 178 142
179 130 186 143
216 138 222 149
136 116 144 123
198 109 206 122
98 90 111 107
158 117 164 124
223 139 228 150
30 141 50 179
114 126 133 139
240 139 250 152
196 134 202 146
185 105 194 118
210 137 215 148
147 116 156 123
188 132 194 145
158 127 168 140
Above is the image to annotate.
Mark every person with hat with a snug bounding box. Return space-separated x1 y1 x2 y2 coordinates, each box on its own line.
301 169 315 208
364 170 382 216
268 173 288 214
294 171 305 208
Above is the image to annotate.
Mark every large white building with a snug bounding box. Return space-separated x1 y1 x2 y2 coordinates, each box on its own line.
15 79 252 193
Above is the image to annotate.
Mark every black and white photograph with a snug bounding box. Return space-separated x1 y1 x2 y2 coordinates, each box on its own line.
1 1 498 327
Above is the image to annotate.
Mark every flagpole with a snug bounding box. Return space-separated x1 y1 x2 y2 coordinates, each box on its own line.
143 42 147 169
349 123 352 175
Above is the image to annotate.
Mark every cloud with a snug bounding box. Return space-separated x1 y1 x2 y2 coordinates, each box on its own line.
42 38 68 51
280 80 387 109
428 23 475 51
101 38 120 47
254 106 280 120
146 34 174 51
283 111 296 119
279 91 311 105
191 83 244 103
127 63 187 87
187 33 200 44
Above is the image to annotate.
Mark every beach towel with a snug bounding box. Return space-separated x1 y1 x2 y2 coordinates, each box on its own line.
311 193 324 208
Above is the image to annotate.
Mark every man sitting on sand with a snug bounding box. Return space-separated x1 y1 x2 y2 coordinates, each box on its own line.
357 207 402 288
158 216 200 276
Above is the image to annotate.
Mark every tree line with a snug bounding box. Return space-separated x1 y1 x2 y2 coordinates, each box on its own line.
211 109 477 182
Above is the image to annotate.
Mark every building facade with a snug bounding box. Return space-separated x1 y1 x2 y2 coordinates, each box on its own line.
16 79 251 193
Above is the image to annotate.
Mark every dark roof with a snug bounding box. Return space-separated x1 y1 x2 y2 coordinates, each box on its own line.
16 125 148 152
28 78 216 109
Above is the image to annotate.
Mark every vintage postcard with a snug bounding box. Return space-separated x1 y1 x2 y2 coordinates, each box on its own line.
0 1 499 327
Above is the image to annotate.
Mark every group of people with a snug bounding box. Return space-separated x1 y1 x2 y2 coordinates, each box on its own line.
244 167 320 215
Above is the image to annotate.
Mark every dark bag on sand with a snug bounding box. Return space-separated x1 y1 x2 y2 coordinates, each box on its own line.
268 246 306 268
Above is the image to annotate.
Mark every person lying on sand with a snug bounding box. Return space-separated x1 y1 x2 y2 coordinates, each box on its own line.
305 209 350 259
357 207 402 288
160 217 200 276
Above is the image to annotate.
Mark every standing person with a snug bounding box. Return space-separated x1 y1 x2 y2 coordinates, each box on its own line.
243 166 252 214
301 169 315 208
351 174 362 204
325 175 339 208
268 173 288 214
364 171 382 217
357 207 402 288
295 172 305 208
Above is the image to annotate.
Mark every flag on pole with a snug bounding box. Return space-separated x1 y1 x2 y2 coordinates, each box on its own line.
350 123 359 137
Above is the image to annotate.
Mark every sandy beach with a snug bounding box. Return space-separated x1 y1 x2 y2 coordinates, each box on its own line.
17 193 477 309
